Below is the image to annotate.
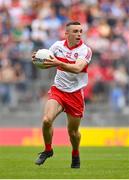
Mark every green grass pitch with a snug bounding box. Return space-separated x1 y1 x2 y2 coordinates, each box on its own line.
0 146 129 179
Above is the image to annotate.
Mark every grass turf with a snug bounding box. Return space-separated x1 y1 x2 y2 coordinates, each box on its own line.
0 146 129 179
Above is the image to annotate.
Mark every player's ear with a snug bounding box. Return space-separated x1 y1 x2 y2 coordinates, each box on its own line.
65 29 69 36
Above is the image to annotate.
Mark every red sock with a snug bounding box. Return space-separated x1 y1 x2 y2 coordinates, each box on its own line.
45 144 52 151
72 149 79 157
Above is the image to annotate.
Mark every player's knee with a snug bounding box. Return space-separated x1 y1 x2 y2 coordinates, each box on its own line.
43 115 53 128
68 130 78 139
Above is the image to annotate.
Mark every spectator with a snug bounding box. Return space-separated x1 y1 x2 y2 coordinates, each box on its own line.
0 0 128 112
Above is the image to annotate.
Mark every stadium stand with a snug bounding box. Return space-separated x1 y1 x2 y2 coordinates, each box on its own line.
0 0 129 128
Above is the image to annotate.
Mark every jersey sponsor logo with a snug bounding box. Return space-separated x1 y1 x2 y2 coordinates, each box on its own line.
66 52 72 58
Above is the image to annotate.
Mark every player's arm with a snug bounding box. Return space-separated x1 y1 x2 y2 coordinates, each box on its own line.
44 56 88 73
58 59 87 73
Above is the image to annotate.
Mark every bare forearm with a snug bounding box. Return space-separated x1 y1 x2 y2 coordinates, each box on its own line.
43 57 87 73
57 61 81 74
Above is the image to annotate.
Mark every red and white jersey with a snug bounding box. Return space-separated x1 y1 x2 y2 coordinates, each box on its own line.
49 40 92 92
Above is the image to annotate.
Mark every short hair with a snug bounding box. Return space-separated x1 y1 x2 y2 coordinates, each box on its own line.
66 21 81 27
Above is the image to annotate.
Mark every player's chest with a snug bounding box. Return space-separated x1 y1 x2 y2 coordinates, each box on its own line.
54 46 79 61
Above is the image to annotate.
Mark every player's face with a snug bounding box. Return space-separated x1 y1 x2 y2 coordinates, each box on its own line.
66 25 83 46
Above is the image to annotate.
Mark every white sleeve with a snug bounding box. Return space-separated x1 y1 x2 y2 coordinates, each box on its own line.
78 47 92 64
49 41 59 54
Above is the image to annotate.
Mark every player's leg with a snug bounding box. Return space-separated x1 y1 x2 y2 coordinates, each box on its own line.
35 99 63 165
42 99 63 150
67 113 81 168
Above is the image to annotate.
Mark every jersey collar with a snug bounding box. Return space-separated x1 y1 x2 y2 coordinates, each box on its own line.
64 39 83 50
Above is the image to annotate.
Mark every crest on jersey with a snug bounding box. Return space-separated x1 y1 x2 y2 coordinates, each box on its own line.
74 53 78 59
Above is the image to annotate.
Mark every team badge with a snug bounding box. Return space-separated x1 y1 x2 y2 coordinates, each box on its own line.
74 53 78 59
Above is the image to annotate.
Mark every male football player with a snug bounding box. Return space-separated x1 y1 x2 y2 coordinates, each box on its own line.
32 21 92 168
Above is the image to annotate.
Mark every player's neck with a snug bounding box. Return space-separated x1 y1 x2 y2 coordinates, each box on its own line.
64 39 83 50
68 41 76 48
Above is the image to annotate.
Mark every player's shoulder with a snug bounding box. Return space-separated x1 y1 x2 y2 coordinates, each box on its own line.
79 42 92 60
49 40 65 51
51 40 65 47
82 42 92 50
80 42 92 54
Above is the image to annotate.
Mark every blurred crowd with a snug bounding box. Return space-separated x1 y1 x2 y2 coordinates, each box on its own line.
0 0 129 112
